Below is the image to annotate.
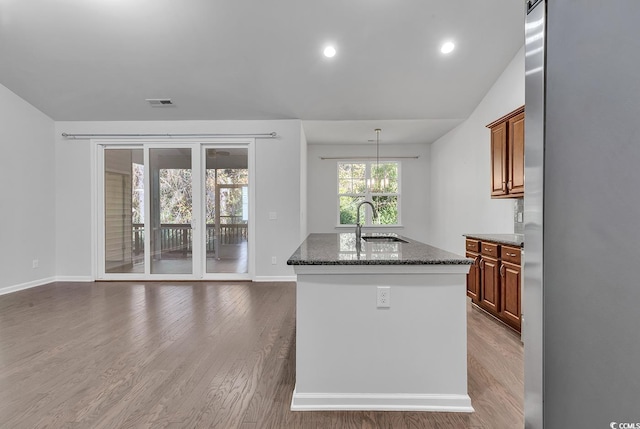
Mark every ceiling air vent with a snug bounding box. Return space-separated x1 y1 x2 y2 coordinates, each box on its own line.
146 98 174 107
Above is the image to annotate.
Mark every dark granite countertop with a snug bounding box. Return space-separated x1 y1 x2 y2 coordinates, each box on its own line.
464 233 524 248
288 233 472 265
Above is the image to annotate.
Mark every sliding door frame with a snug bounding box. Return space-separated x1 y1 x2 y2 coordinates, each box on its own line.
200 142 254 280
93 138 255 281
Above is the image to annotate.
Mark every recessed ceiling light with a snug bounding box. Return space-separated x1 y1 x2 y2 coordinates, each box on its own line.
323 46 337 58
440 41 455 54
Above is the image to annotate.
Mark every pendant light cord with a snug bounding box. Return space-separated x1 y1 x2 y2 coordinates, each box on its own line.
375 128 381 181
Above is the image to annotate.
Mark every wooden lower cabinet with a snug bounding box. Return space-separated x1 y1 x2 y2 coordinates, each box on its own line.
480 256 500 314
465 251 481 303
500 261 522 331
465 238 522 333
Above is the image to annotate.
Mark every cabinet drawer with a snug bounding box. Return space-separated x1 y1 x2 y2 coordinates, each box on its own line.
501 245 521 265
465 239 480 252
481 242 500 258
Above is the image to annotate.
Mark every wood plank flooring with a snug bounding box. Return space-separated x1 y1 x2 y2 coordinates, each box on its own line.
0 282 523 428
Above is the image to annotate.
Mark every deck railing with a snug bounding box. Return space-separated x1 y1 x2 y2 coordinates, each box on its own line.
132 217 247 257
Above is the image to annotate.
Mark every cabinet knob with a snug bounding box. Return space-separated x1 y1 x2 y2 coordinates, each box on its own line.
500 264 505 277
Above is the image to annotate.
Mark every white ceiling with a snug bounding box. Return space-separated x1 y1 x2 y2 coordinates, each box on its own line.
0 0 524 144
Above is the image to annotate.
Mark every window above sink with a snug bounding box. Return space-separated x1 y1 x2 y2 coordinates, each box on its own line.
337 161 401 227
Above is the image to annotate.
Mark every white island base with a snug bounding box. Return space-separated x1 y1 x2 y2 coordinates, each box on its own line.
291 264 473 412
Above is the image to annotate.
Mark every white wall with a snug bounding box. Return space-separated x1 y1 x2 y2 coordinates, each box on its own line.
428 46 525 254
307 143 430 242
54 120 303 280
299 124 308 240
0 83 56 293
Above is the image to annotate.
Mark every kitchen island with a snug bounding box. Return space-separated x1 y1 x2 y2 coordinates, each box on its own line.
287 233 474 412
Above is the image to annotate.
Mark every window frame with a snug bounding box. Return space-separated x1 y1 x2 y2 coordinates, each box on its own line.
336 160 402 227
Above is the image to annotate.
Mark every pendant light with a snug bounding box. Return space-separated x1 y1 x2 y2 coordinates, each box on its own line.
367 128 389 192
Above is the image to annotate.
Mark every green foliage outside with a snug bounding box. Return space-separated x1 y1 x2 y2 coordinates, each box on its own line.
159 168 193 223
131 165 248 225
132 164 145 224
371 163 399 193
206 169 248 224
338 162 399 225
339 196 398 225
372 196 398 224
339 196 361 224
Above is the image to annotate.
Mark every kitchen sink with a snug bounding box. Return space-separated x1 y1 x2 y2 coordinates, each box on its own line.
361 236 408 243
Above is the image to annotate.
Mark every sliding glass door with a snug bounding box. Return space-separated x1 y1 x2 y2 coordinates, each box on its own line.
104 148 145 274
98 141 252 280
203 147 249 275
149 147 196 275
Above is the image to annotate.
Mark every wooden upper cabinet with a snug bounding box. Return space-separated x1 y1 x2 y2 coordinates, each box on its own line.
490 122 508 197
487 106 525 198
508 112 525 196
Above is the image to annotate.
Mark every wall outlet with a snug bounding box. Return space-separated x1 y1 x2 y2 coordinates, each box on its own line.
32 259 39 269
377 286 391 308
269 211 277 220
271 256 277 265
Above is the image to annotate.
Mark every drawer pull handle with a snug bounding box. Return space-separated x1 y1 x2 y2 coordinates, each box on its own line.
507 253 516 257
485 247 490 251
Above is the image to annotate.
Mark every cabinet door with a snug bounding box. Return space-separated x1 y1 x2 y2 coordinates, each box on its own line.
501 261 521 330
466 251 481 303
508 112 525 196
480 256 500 314
490 122 508 197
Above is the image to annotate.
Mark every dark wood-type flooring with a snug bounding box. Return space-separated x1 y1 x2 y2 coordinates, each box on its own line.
0 281 523 428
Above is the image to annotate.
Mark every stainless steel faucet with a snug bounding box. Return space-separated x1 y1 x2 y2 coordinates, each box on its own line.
355 200 378 242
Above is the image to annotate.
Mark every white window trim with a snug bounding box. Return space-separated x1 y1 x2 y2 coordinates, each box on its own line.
336 160 402 227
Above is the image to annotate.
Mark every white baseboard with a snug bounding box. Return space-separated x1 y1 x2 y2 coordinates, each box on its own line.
290 389 474 412
253 275 297 282
56 276 94 282
0 276 95 297
0 276 56 296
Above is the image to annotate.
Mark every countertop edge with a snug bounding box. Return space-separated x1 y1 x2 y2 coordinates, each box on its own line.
288 233 473 266
287 259 472 266
463 234 524 248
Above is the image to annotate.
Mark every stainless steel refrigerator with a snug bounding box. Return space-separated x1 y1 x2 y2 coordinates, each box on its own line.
524 1 544 428
524 1 640 428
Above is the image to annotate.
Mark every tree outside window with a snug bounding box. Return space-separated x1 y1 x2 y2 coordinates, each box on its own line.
338 161 400 225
